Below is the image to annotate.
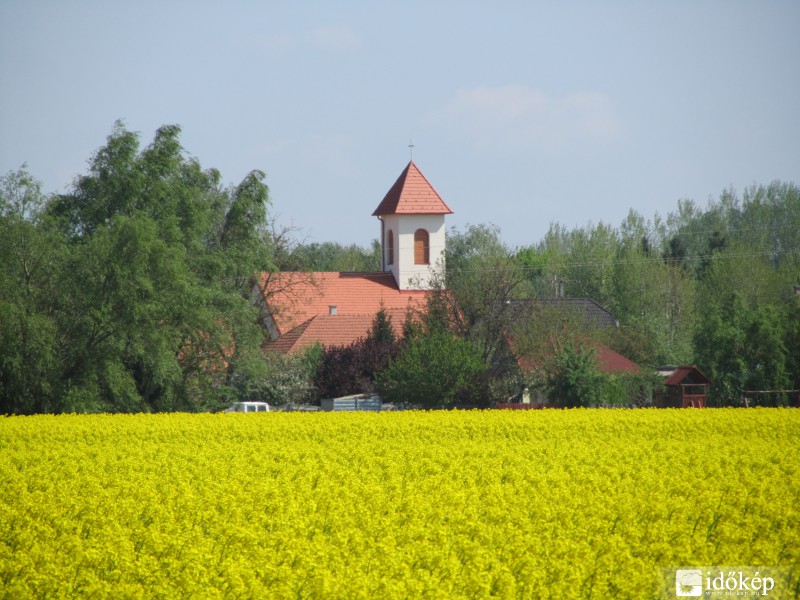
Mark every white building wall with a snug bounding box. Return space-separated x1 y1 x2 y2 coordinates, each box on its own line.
382 214 445 290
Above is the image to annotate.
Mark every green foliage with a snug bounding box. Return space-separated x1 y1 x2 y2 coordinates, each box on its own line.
694 292 792 406
0 166 65 413
275 240 380 272
0 123 274 413
545 343 606 408
685 183 799 405
400 305 423 341
376 330 487 408
599 372 660 407
609 232 697 366
238 351 318 407
368 305 396 345
443 224 526 372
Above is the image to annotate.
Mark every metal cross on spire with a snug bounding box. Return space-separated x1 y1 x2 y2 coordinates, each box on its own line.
408 139 415 161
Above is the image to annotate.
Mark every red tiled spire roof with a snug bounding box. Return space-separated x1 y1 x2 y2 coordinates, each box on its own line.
372 161 453 216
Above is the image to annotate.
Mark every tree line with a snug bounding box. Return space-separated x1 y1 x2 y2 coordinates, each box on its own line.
259 183 800 408
1 123 798 413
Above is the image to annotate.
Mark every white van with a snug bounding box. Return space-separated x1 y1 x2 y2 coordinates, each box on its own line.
226 401 270 413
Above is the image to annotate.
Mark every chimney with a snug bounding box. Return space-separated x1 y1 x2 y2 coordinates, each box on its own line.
329 306 337 316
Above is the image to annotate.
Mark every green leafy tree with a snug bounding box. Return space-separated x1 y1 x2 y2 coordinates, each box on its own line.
694 292 792 406
2 123 274 413
561 222 618 305
546 342 607 408
785 295 800 403
442 224 526 372
376 330 487 408
609 212 697 366
276 240 381 272
234 348 319 407
0 167 65 413
368 304 396 345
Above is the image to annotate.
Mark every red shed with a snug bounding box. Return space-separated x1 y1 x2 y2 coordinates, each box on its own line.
655 365 712 408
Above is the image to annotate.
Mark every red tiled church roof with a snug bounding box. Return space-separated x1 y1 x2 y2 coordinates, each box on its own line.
257 271 428 340
372 161 453 216
264 310 409 355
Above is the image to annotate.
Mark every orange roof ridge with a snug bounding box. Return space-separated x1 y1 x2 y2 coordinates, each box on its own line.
372 161 453 216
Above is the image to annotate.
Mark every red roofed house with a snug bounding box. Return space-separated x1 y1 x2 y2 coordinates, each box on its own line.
504 298 643 406
515 339 639 377
655 365 712 408
254 161 453 354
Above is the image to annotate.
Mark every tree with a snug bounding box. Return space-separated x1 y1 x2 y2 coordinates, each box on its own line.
784 295 800 403
276 240 381 272
376 330 487 408
609 214 697 367
546 342 606 408
441 224 526 373
314 308 398 399
232 347 319 407
0 167 65 413
368 303 396 345
694 291 792 406
1 123 275 413
561 222 618 305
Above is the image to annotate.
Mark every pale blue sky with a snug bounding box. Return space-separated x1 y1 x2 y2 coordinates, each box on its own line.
2 1 798 248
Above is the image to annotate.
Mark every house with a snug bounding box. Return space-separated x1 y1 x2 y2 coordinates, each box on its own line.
507 296 633 375
504 297 641 406
255 161 452 353
654 365 712 408
507 297 620 332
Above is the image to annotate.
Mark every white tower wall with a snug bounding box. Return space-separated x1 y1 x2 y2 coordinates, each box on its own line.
382 213 445 291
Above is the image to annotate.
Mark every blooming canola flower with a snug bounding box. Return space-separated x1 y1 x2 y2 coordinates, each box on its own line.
0 409 797 598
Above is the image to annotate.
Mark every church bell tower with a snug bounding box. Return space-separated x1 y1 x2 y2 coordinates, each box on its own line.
372 161 453 291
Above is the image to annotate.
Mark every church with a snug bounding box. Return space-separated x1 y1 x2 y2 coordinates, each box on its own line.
254 161 452 354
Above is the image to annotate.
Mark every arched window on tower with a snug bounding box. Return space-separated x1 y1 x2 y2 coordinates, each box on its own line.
386 230 394 265
414 229 430 265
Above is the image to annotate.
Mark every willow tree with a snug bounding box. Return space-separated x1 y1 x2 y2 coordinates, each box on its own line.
1 123 275 413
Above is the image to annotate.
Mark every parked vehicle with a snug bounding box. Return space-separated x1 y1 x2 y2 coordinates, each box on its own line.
321 394 382 412
226 401 270 413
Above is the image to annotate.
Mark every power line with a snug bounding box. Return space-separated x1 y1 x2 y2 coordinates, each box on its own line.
443 248 800 274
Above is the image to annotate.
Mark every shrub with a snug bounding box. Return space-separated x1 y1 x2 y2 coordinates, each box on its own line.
546 342 606 407
376 331 487 408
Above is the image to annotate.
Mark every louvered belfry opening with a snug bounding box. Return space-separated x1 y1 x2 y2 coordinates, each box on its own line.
414 229 429 264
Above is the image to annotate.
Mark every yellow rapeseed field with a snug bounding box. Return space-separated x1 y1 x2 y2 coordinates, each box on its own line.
0 409 798 599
